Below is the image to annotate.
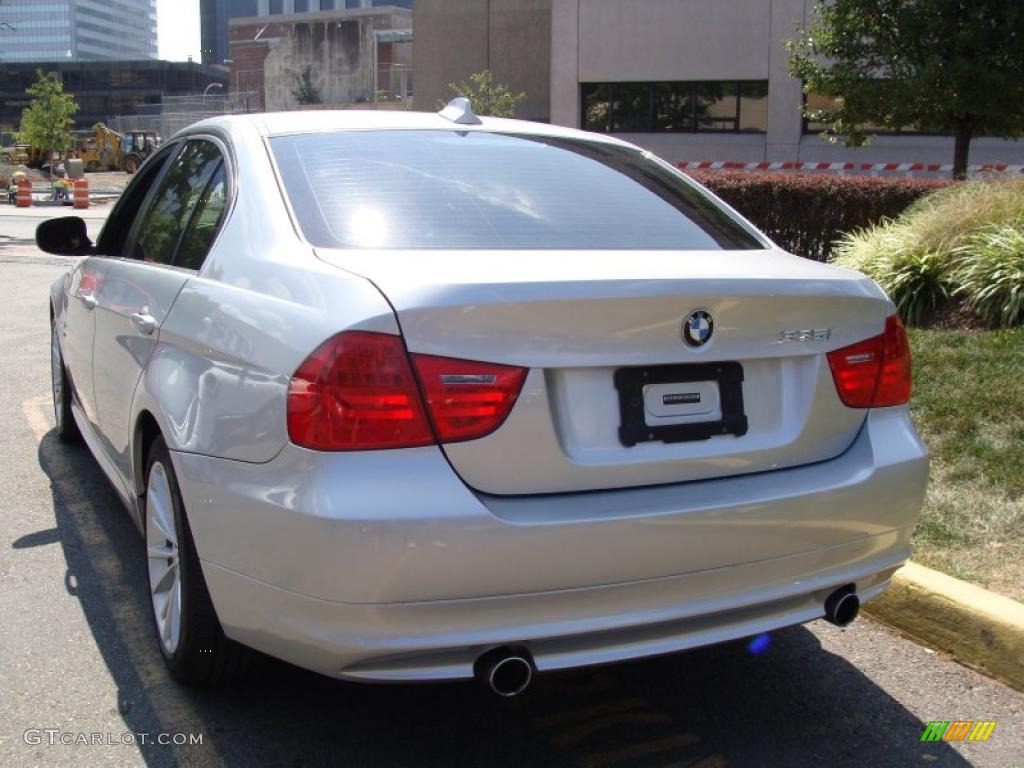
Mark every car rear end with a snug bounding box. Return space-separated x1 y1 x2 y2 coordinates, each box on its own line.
180 116 929 685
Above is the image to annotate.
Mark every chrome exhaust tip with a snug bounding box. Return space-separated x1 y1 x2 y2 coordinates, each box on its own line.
824 586 860 627
475 647 534 697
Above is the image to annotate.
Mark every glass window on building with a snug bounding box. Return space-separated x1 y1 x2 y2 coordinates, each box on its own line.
695 82 737 131
581 84 610 132
803 92 840 134
654 83 693 132
610 84 651 133
583 81 769 134
739 81 769 132
803 92 900 134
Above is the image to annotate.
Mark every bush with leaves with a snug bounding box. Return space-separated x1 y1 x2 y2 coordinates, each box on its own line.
444 70 525 118
687 170 949 261
832 180 1024 327
952 227 1024 327
292 66 322 106
832 217 953 325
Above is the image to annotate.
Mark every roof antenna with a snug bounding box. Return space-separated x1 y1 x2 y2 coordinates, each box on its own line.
439 97 482 125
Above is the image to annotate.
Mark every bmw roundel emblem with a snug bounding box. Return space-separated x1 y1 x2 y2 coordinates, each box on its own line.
682 310 714 347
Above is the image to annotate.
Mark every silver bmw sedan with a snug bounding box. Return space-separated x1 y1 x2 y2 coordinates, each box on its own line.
42 101 928 696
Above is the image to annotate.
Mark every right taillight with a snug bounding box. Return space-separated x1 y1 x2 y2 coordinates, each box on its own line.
287 331 527 450
827 314 912 408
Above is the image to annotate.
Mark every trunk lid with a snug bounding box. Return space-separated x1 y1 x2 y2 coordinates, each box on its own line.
317 247 888 495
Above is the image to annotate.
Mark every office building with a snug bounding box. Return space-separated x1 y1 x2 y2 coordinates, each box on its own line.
0 60 227 131
414 0 1022 169
0 0 157 62
201 0 258 66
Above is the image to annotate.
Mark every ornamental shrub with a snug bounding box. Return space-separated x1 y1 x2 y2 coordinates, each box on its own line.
686 170 950 261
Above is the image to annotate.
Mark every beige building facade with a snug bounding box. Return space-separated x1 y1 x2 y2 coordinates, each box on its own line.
416 0 1022 170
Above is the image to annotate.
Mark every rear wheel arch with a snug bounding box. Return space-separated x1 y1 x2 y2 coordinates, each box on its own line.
134 410 163 500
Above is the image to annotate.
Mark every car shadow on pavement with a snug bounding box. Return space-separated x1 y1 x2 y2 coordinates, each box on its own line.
35 428 972 768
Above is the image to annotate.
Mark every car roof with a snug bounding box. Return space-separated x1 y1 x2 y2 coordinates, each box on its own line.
177 109 634 149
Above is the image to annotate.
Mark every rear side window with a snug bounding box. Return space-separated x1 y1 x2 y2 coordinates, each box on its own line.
130 140 223 265
270 130 765 250
175 163 228 271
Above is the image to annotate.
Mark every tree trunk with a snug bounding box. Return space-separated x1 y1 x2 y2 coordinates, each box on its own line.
953 126 972 180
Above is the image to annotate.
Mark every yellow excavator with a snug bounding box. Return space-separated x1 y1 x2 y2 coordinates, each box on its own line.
77 123 159 173
1 143 44 167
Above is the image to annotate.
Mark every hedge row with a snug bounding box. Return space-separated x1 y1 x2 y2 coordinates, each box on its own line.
686 170 952 261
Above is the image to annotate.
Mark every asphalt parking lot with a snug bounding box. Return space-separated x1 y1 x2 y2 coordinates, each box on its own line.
1 225 1022 767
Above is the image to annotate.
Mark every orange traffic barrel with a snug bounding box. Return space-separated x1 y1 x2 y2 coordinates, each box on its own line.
73 178 89 209
16 177 32 208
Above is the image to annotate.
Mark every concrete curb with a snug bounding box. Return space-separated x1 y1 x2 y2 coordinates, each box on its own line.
864 562 1024 692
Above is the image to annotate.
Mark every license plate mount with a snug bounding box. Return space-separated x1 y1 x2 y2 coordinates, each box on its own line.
614 362 748 447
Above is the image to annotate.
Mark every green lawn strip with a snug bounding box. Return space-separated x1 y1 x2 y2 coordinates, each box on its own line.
908 328 1024 602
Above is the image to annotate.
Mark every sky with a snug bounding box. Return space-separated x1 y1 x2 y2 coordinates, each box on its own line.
157 0 202 62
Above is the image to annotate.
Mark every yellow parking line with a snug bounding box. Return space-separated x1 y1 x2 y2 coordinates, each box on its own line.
22 394 52 441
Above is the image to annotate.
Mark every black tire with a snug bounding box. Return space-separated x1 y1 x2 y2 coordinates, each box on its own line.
51 319 81 444
144 436 251 685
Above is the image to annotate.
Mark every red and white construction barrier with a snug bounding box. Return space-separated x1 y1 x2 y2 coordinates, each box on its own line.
678 160 1024 175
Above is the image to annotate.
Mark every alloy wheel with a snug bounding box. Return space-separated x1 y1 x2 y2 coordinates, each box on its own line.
51 325 64 432
146 462 182 656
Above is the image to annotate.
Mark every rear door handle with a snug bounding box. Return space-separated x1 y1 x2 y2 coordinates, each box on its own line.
80 293 97 310
131 311 157 335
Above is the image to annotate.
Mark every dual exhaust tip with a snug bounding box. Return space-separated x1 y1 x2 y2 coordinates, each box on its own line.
473 587 860 697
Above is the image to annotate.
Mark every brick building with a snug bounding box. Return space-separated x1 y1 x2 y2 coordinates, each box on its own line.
229 6 412 112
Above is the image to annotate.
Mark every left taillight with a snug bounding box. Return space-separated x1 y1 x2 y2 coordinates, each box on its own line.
287 331 527 450
827 314 912 408
287 332 434 451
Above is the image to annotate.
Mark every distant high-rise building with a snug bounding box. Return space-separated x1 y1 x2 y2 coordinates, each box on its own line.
200 0 257 66
200 0 412 66
0 0 158 62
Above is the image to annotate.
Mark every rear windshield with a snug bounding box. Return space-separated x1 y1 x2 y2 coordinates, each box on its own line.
270 130 766 251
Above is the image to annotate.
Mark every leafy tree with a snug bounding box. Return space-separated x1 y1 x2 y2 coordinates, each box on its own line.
17 70 78 164
292 66 322 106
787 0 1024 179
444 70 526 118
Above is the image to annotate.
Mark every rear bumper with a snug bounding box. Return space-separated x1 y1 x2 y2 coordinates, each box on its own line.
202 532 906 680
172 406 927 679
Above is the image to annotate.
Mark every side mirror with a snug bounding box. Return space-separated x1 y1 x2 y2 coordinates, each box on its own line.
36 217 95 256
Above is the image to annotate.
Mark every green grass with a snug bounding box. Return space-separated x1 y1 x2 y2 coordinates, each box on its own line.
908 328 1024 601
